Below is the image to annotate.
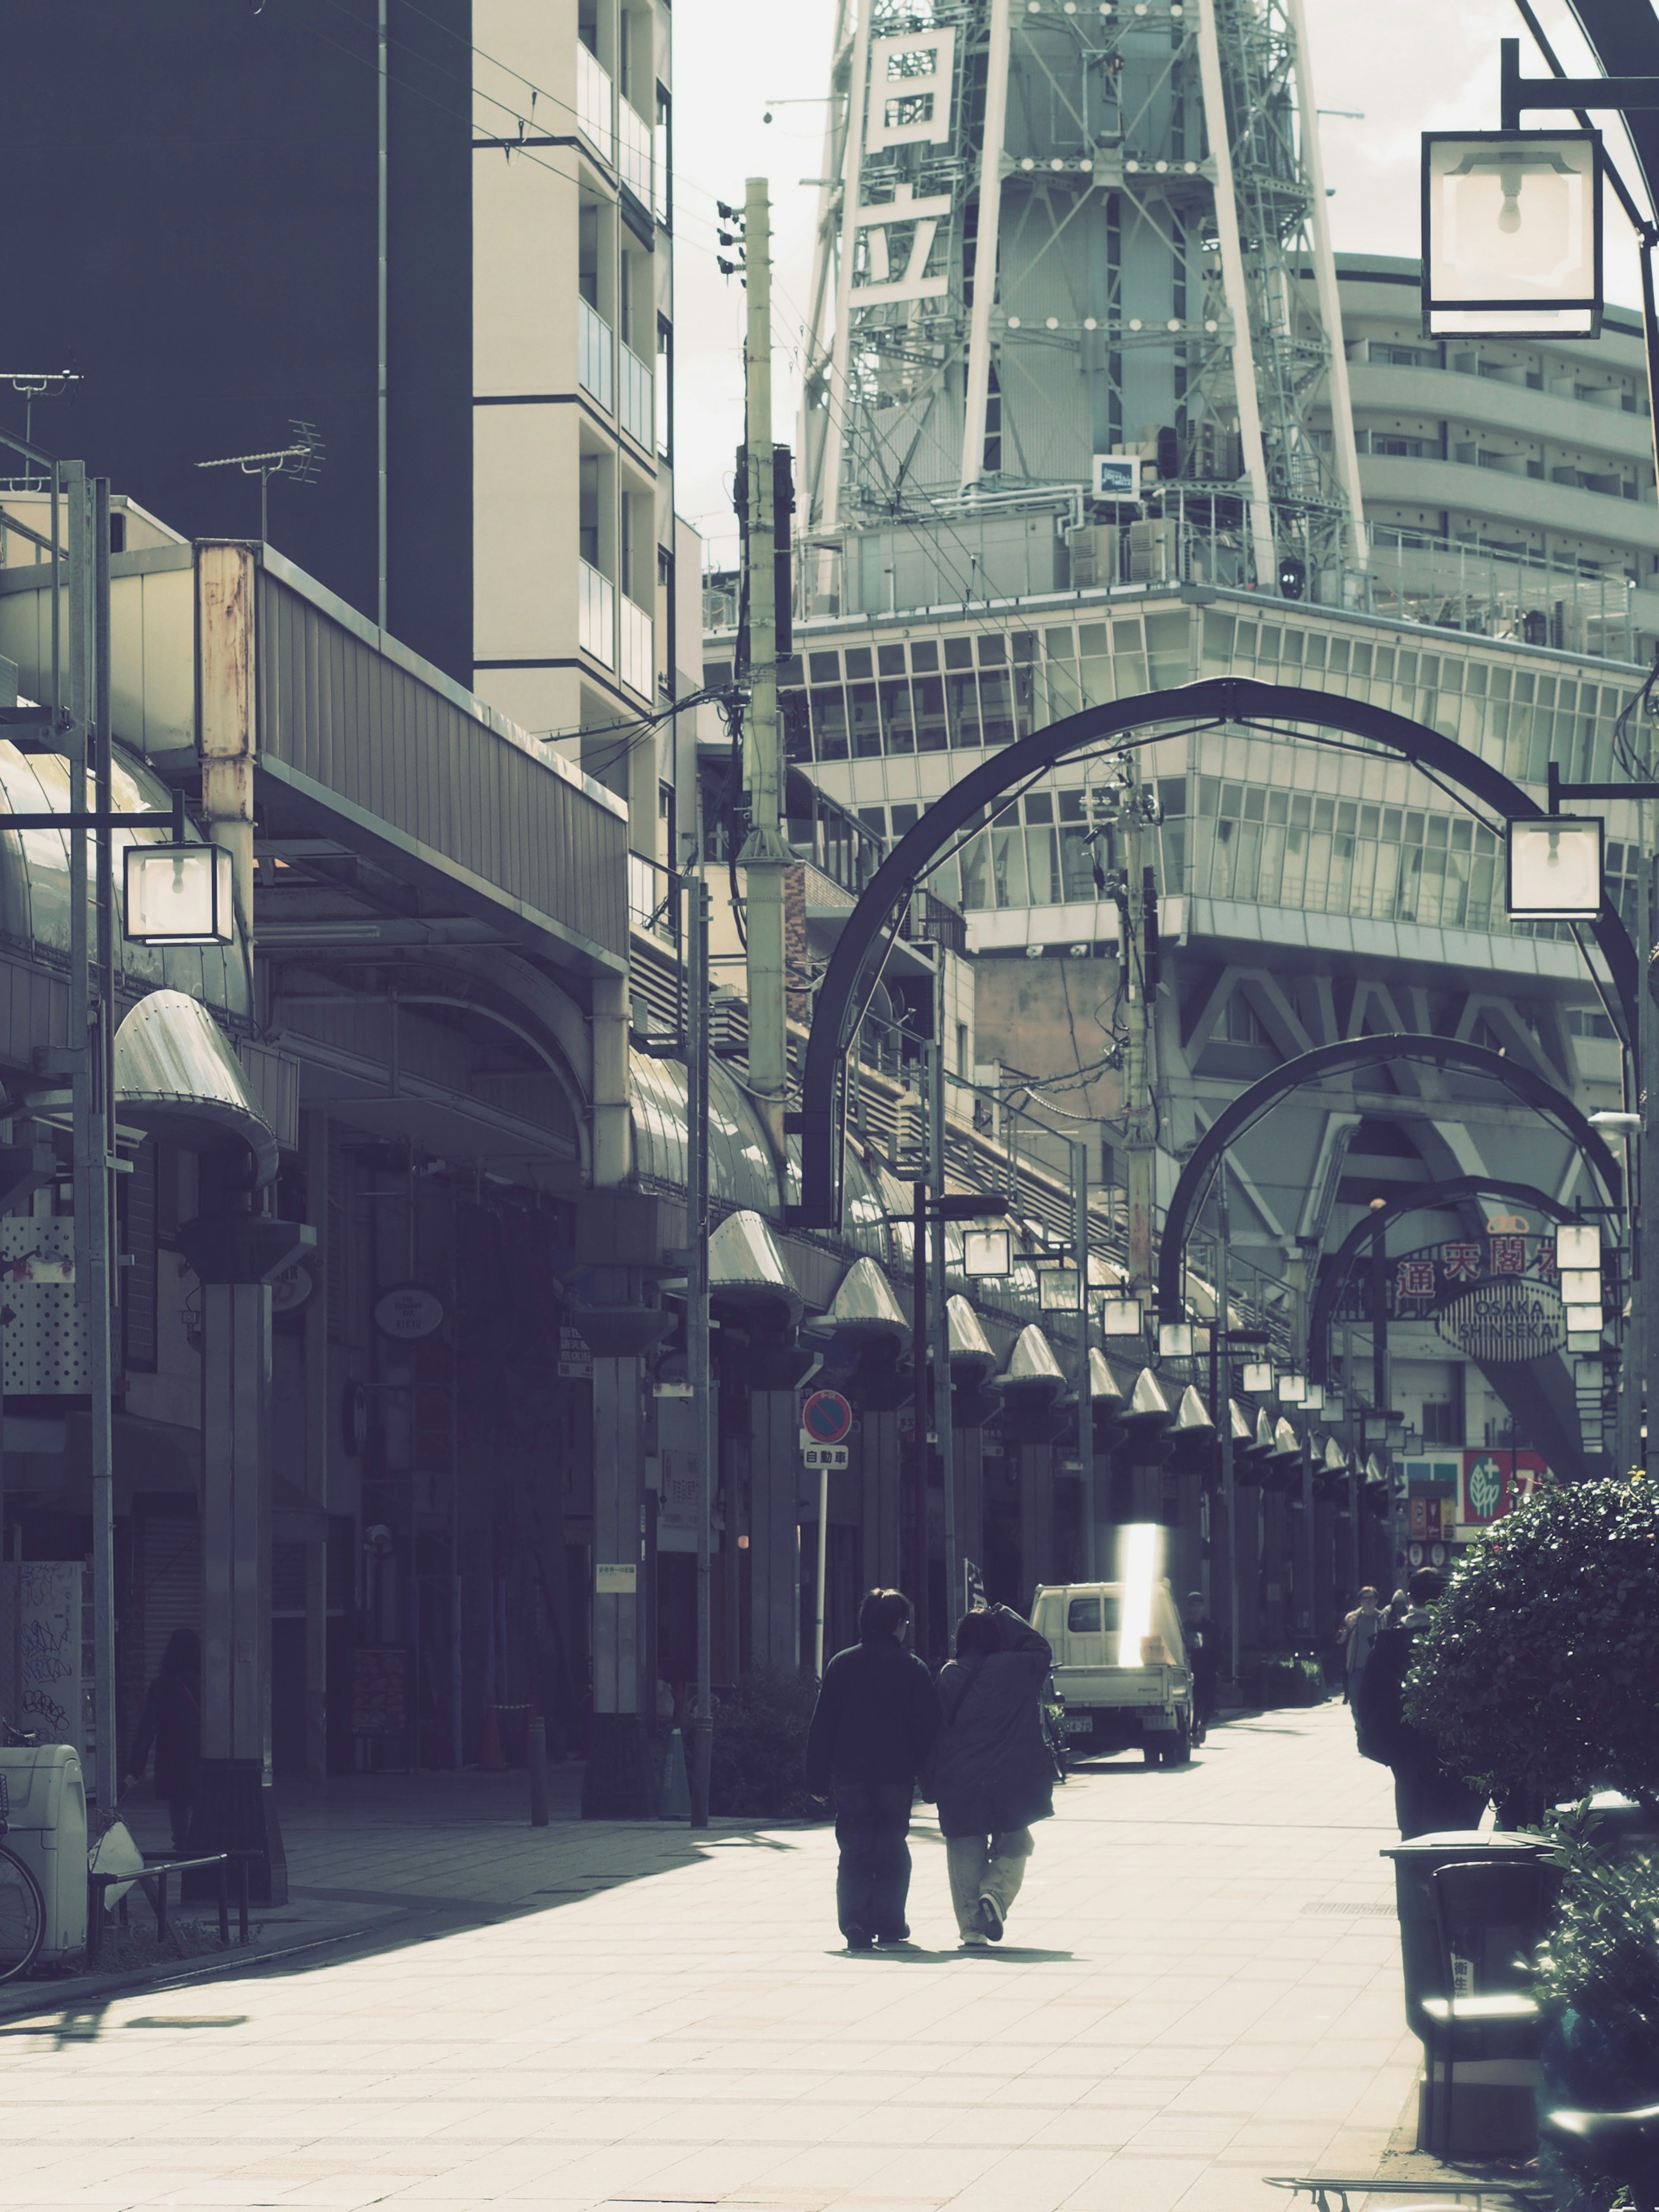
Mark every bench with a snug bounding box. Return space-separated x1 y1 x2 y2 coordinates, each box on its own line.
86 1849 252 1968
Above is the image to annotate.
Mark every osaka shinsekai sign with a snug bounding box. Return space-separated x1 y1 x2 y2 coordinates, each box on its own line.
1335 1211 1587 1364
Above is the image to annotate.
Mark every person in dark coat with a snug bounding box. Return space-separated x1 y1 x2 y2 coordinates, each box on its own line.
932 1603 1053 1946
805 1589 941 1951
1183 1591 1218 1743
1354 1567 1485 1839
124 1628 202 1850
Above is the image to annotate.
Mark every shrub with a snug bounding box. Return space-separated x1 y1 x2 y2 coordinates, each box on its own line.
707 1668 820 1821
1405 1476 1659 1807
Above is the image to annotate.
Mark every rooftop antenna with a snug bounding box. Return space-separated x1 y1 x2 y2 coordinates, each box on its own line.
195 418 326 544
0 372 82 481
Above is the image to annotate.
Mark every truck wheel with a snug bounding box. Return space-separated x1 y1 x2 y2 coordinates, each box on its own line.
1142 1745 1159 1767
1165 1714 1192 1766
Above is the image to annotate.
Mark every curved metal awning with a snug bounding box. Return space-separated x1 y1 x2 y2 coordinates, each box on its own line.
823 1254 909 1341
947 1294 997 1368
707 1208 802 1321
997 1323 1066 1397
1271 1415 1303 1462
631 1053 779 1217
113 989 278 1187
1322 1435 1349 1475
1228 1398 1255 1445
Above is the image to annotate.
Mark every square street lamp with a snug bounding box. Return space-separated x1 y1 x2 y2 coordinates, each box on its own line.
1100 1295 1143 1337
1242 1359 1274 1395
123 839 236 945
1560 1268 1602 1305
962 1227 1012 1279
1506 816 1604 920
1422 130 1602 338
1278 1372 1307 1405
1158 1321 1194 1359
1039 1262 1082 1313
1300 1382 1324 1414
1557 1221 1601 1271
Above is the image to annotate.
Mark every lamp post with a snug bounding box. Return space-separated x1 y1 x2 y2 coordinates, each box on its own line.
1505 774 1659 1476
1425 38 1659 1484
892 1188 1010 1659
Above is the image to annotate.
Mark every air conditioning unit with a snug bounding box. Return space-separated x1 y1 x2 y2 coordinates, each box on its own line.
1128 518 1178 583
1068 525 1121 588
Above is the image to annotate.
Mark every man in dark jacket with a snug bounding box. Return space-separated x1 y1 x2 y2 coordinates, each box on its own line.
805 1588 941 1951
124 1628 202 1850
1354 1566 1486 1839
932 1603 1053 1946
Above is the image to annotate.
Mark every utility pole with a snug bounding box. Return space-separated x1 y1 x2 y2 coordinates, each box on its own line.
686 847 714 1828
737 177 791 1157
1217 1171 1238 1689
1072 1139 1095 1578
930 1043 957 1635
911 1170 930 1659
65 462 118 1810
1118 766 1157 1295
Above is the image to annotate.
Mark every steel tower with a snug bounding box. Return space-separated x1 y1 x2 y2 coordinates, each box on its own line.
800 0 1365 604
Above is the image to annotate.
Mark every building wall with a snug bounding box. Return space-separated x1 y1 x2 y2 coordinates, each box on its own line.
0 0 474 682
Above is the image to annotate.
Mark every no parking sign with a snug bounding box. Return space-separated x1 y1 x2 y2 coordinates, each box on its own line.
800 1389 852 1468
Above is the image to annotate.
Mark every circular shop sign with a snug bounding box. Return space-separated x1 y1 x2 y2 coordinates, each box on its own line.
801 1388 854 1446
373 1281 447 1341
1435 1281 1565 1364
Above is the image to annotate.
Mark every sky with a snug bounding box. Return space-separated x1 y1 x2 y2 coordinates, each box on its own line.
670 0 1648 568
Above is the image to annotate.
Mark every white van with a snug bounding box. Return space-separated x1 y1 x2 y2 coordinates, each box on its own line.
1031 1581 1193 1766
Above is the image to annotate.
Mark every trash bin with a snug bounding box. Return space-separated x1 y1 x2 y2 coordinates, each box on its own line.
1381 1829 1556 2158
0 1743 89 1965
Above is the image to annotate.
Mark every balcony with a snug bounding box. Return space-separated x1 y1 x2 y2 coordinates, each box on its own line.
619 340 652 448
620 591 653 698
577 43 613 164
618 98 652 206
579 560 614 668
578 299 613 411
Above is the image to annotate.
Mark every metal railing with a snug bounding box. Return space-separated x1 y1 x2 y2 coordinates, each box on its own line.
617 97 652 204
578 299 612 411
577 43 612 163
579 560 614 667
620 591 653 697
619 340 652 448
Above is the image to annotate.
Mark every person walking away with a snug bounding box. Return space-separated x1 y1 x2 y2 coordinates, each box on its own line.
1182 1591 1218 1744
805 1589 941 1951
124 1628 202 1850
1340 1586 1382 1709
933 1603 1054 1948
1354 1567 1485 1839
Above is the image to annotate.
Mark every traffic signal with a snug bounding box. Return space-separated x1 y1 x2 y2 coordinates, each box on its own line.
1278 553 1306 601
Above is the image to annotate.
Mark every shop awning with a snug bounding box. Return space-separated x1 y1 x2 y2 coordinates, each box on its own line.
708 1208 802 1322
947 1295 997 1370
996 1323 1067 1398
823 1255 909 1341
113 988 279 1187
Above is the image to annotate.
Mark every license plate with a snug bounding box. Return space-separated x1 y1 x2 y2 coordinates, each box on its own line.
1061 1714 1093 1735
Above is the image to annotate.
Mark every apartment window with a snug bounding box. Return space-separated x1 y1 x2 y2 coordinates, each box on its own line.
656 318 673 461
654 88 672 229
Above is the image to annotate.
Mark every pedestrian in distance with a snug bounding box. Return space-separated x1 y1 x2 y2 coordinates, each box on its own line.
931 1602 1054 1948
1339 1585 1382 1709
124 1627 202 1851
805 1588 941 1952
1183 1590 1218 1744
1354 1566 1486 1839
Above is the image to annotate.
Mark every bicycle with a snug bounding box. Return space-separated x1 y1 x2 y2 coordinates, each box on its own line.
1267 2101 1659 2212
1040 1676 1068 1785
0 1772 46 1983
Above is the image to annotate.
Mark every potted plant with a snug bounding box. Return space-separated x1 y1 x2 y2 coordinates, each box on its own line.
1534 1812 1659 2206
1405 1476 1659 1815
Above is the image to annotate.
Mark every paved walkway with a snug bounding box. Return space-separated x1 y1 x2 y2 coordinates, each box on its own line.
4 1702 1420 2212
